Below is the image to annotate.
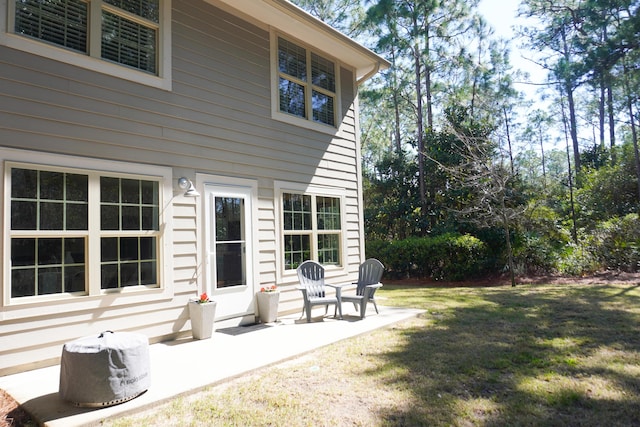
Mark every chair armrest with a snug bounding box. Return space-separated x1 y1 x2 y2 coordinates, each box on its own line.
342 283 358 290
296 286 309 298
326 283 356 290
362 283 382 300
325 283 344 300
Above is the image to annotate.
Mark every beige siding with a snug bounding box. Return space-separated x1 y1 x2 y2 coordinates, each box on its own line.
0 0 363 374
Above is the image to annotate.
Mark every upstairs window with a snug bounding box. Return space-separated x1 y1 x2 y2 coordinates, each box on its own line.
277 37 337 127
14 0 159 74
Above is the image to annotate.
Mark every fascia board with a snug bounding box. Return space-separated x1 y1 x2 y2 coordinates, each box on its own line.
205 0 390 83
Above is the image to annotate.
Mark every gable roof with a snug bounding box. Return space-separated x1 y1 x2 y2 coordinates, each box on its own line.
208 0 390 85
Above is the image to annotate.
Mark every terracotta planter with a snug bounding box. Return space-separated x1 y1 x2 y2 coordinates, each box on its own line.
256 291 279 323
188 300 217 339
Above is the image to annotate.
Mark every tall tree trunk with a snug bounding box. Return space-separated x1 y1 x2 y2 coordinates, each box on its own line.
500 195 516 287
623 62 640 201
424 26 435 228
598 14 606 149
560 25 581 174
607 76 616 159
560 85 578 243
413 16 426 217
629 100 640 202
503 107 515 175
599 73 606 147
539 128 547 190
424 25 433 131
604 7 615 155
390 46 402 152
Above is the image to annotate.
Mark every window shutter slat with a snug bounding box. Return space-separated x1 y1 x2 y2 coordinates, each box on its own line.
14 0 87 53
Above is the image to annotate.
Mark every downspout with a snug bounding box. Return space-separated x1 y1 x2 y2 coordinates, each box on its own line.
356 62 381 86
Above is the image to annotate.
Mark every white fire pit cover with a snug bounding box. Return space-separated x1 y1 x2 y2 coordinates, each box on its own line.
59 331 150 407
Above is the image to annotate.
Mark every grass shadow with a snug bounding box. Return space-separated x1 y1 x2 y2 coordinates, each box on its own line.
372 284 640 426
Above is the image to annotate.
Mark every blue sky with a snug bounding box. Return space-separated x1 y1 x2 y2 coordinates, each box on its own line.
478 0 547 88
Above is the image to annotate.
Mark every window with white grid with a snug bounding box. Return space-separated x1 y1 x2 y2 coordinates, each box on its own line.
8 164 162 299
281 191 342 270
277 36 337 127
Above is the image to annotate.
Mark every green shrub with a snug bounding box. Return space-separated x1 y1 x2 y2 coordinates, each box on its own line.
514 203 570 274
588 214 640 272
366 233 490 281
512 233 560 274
556 243 599 276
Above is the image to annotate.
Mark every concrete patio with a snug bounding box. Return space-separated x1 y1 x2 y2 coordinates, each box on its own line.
0 305 423 427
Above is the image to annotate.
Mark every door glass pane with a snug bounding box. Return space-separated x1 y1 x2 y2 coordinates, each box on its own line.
214 197 245 288
215 197 243 241
216 242 245 288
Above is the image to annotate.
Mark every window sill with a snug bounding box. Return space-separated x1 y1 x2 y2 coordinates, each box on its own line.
0 33 172 91
272 110 338 135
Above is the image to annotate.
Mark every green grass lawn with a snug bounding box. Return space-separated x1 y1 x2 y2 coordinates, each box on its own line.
106 283 640 426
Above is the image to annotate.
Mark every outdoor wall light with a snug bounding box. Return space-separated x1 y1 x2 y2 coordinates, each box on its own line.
178 177 200 197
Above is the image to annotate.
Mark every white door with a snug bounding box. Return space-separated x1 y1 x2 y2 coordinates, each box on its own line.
203 183 255 320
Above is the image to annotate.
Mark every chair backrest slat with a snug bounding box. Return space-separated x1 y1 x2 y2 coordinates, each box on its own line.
297 261 326 298
356 259 384 296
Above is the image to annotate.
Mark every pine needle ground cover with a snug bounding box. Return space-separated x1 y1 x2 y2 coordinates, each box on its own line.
106 283 640 426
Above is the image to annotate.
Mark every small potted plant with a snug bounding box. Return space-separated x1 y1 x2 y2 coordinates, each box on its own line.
188 292 217 339
256 285 279 323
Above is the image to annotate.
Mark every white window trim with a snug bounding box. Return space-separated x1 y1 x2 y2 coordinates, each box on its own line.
270 30 342 135
274 181 347 282
1 148 174 320
0 0 172 91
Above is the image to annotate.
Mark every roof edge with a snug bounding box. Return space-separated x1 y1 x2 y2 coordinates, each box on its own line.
208 0 390 83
